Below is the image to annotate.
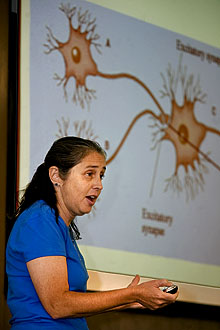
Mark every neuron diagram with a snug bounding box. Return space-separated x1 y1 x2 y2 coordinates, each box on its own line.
44 3 220 201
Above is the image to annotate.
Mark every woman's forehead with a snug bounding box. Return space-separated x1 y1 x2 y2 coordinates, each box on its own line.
79 152 106 168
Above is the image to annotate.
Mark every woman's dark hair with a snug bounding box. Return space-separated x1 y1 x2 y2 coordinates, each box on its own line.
14 136 106 239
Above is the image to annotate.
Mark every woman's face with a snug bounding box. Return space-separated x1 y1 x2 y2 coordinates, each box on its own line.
56 152 106 225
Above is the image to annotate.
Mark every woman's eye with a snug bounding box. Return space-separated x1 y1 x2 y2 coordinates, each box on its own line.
86 171 105 180
84 171 93 179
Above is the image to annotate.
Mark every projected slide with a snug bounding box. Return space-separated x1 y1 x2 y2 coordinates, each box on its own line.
27 0 220 286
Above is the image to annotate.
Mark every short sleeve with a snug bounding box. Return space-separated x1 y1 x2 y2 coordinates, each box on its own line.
17 204 67 262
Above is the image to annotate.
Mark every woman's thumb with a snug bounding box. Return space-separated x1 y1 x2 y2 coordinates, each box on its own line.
128 274 140 287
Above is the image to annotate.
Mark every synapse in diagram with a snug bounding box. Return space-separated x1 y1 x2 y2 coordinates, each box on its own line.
43 3 220 201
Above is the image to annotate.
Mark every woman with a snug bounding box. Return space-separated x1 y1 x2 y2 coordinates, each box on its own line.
6 136 178 329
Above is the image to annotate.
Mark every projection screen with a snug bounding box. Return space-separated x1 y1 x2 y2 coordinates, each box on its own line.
19 0 220 305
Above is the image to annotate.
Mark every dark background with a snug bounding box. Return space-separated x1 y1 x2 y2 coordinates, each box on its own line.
0 0 219 329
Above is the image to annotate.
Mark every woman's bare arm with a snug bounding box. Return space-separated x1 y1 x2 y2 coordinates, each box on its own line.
27 256 178 319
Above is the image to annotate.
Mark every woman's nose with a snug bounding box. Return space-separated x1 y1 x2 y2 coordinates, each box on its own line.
93 177 103 190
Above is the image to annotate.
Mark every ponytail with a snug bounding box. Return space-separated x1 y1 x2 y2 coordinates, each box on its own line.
15 163 58 221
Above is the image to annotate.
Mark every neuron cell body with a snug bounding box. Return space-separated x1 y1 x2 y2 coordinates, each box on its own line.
162 98 207 175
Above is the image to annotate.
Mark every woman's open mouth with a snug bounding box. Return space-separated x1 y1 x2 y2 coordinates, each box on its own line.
86 195 97 206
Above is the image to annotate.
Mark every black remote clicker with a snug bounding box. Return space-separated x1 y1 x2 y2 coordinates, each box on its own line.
161 285 178 294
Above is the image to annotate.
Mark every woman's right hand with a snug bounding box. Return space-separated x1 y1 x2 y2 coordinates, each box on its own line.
128 275 179 310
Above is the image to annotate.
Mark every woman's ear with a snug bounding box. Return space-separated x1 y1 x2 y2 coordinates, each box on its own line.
49 166 63 187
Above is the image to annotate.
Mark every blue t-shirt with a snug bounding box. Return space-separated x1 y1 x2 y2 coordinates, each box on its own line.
6 200 89 329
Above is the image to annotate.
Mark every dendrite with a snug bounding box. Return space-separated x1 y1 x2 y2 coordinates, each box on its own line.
73 120 98 140
56 117 99 141
56 116 70 138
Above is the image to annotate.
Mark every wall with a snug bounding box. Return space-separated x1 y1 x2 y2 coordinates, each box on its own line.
87 0 220 49
0 0 10 328
87 302 220 330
